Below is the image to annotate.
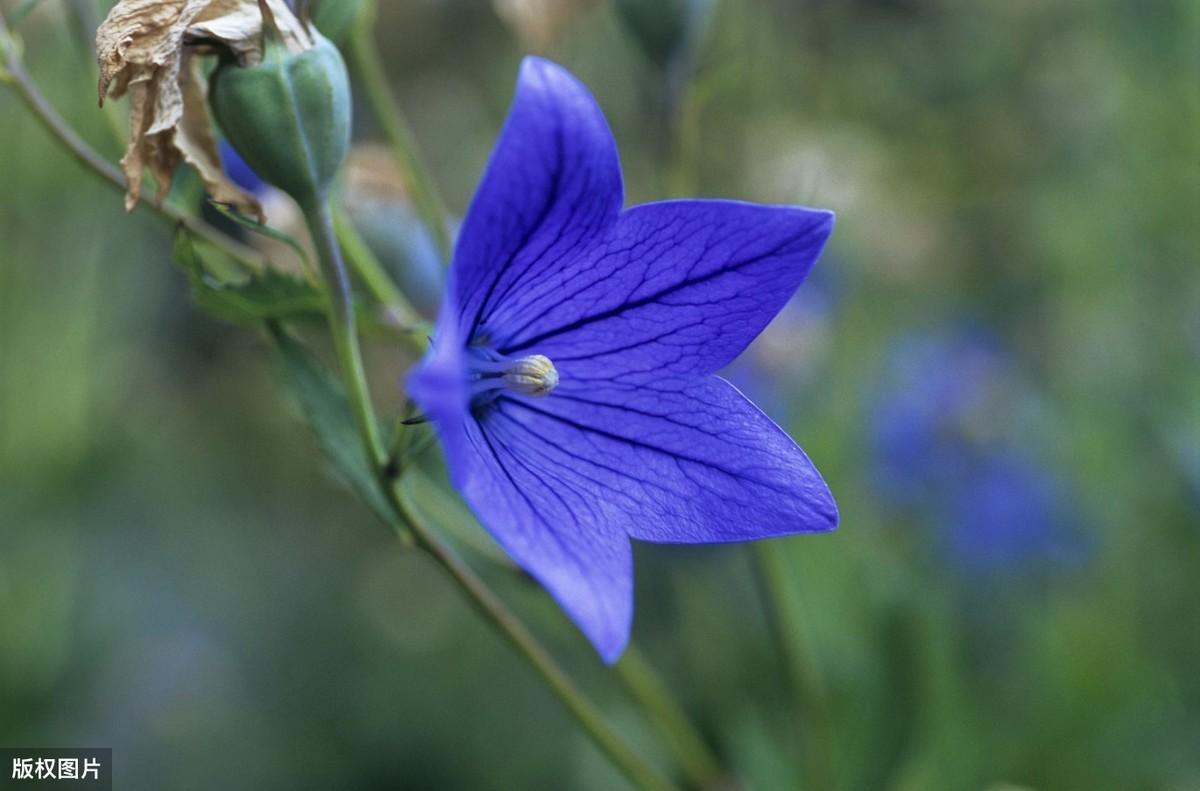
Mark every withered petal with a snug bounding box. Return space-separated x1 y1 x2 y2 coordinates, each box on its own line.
95 0 300 214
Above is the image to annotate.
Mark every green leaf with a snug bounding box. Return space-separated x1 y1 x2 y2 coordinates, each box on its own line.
270 323 401 529
173 229 327 323
209 201 315 273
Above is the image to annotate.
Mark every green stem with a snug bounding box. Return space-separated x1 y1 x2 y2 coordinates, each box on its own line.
0 13 264 275
752 542 836 791
345 5 453 263
301 198 387 468
307 198 673 788
615 646 725 790
5 12 673 788
394 491 678 791
399 472 724 788
398 464 726 784
331 203 426 343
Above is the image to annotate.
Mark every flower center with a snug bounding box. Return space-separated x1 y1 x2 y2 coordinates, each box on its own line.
467 347 559 404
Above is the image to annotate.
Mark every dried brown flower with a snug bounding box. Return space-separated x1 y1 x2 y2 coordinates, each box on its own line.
96 0 310 218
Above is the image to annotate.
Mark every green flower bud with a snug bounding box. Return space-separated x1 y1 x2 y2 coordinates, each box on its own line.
311 0 368 43
613 0 715 70
209 5 351 205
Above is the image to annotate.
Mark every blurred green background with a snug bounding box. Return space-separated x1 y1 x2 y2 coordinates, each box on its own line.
2 0 1198 789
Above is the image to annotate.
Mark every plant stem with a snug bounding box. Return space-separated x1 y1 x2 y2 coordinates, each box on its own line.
308 202 675 789
301 198 387 469
344 5 453 263
616 646 725 790
331 203 425 342
394 490 678 791
752 542 836 791
398 471 724 788
6 11 679 787
338 40 677 774
11 9 702 783
0 13 264 274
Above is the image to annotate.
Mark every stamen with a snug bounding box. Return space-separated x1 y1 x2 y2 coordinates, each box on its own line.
503 354 559 396
468 348 560 403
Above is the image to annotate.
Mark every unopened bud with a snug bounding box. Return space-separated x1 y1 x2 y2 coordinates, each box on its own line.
209 4 351 204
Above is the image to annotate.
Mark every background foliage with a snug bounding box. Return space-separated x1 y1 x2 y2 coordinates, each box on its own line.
1 0 1197 789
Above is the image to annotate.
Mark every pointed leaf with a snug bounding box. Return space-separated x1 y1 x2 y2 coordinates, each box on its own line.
173 229 327 323
209 200 314 273
270 324 398 526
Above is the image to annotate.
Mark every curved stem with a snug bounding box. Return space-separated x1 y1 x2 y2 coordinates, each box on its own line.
301 198 387 468
752 542 836 791
0 14 264 274
395 491 677 791
616 646 725 790
344 4 453 264
400 471 724 789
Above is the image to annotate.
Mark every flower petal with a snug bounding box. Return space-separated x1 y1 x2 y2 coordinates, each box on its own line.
494 200 834 377
452 57 624 344
408 296 634 661
485 374 837 548
96 0 302 215
407 298 473 485
455 415 634 662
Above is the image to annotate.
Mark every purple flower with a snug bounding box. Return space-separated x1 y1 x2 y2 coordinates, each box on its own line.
869 327 1009 508
943 453 1082 575
868 327 1084 576
407 58 837 661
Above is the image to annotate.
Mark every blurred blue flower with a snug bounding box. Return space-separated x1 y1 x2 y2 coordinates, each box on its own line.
219 139 266 197
407 57 837 661
868 327 1083 575
870 327 1008 507
347 199 444 313
942 452 1081 574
